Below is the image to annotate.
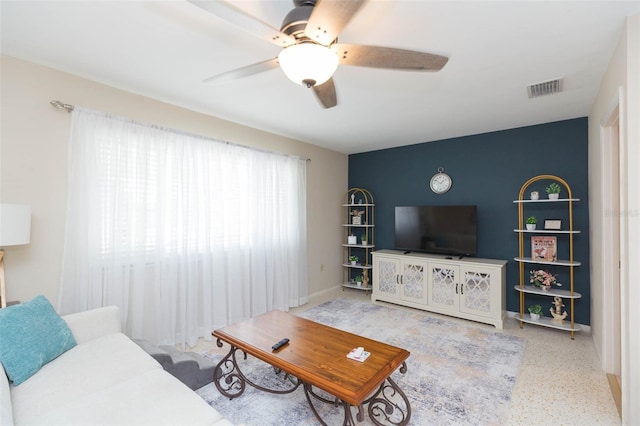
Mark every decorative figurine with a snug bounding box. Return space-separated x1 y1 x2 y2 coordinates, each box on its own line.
350 193 355 204
362 269 369 288
550 296 567 324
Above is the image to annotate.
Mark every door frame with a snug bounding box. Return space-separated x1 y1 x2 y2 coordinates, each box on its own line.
598 86 627 416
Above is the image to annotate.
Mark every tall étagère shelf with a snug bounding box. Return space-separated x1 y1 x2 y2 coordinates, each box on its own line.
513 174 582 339
342 188 374 292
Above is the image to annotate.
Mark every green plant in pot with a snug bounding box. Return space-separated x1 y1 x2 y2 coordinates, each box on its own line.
526 215 537 230
349 255 358 265
361 234 368 245
546 183 562 199
528 304 543 320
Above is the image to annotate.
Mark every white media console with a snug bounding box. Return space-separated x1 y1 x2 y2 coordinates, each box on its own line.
372 249 507 328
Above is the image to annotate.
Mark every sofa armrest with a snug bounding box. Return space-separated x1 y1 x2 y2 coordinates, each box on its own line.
0 362 13 426
63 306 121 344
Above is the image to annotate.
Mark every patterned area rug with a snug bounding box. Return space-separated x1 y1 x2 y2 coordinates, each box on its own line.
197 298 525 425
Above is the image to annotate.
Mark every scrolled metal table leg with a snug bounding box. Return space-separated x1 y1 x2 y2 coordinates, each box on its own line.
302 383 330 426
367 376 411 426
302 383 363 426
213 346 246 399
355 404 365 423
366 363 410 426
341 401 358 426
214 342 301 400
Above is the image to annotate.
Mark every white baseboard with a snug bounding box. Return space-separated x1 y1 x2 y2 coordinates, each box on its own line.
305 285 344 304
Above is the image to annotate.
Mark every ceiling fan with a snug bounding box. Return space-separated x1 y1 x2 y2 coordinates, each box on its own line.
188 0 448 108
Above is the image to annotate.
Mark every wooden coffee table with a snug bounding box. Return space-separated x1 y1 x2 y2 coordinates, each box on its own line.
212 310 411 425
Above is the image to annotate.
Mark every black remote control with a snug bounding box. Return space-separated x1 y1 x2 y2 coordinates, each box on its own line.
272 338 289 351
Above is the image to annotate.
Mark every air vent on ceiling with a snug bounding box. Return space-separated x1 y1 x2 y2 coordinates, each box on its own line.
527 78 563 98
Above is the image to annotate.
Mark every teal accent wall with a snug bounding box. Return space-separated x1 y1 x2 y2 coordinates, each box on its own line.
348 117 590 325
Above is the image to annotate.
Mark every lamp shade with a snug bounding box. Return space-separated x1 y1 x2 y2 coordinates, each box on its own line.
0 204 31 246
278 43 339 87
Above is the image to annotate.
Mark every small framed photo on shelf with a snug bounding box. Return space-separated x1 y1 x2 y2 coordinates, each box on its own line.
544 219 562 230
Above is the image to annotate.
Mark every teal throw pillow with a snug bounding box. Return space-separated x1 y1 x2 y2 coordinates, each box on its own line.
0 295 77 385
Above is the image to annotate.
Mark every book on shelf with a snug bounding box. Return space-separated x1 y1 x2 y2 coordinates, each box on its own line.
531 236 557 261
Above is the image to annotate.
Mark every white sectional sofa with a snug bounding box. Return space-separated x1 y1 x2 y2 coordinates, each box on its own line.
1 303 232 425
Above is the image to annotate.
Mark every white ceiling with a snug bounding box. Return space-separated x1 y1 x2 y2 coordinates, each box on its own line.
1 1 638 154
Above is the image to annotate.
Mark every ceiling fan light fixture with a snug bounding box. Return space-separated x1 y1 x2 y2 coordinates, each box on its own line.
278 43 338 87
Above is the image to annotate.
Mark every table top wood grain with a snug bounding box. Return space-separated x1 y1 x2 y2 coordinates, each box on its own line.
213 310 410 406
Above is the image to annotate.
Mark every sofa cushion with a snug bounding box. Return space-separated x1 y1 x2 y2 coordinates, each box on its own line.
17 369 231 425
10 332 161 422
0 295 76 385
11 331 230 425
63 305 121 344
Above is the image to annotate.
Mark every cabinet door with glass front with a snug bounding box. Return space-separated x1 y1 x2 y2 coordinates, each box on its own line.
459 266 501 320
428 263 459 312
373 256 400 301
400 260 428 305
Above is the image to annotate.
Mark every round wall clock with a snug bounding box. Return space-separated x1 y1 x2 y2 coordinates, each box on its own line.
430 168 452 194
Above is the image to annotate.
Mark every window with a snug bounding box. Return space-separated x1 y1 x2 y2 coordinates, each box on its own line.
60 108 308 346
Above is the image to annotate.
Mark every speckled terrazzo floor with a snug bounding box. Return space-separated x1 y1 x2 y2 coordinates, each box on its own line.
187 287 621 426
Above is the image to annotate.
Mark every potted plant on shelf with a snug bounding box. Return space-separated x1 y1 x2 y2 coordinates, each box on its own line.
354 275 362 287
361 234 368 245
349 255 358 265
526 216 537 230
350 209 364 225
546 183 562 200
528 304 543 320
530 269 562 291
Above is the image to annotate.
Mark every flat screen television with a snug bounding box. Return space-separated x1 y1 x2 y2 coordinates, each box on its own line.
395 205 478 257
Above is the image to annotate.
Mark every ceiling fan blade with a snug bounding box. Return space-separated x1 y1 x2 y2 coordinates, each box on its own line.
312 78 337 109
203 58 279 85
188 0 295 48
304 0 367 46
334 44 448 71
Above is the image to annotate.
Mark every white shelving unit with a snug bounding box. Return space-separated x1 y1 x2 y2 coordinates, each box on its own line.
514 257 581 267
514 174 582 338
342 188 374 292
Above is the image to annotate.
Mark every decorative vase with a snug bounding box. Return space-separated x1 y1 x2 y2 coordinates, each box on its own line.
348 235 357 244
530 313 541 320
352 216 362 225
541 285 550 291
548 193 560 200
526 224 536 231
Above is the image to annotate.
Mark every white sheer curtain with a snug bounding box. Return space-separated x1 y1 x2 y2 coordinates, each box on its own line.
59 108 308 347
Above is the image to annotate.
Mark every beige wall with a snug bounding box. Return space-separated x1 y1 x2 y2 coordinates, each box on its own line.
0 55 347 305
588 14 639 425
